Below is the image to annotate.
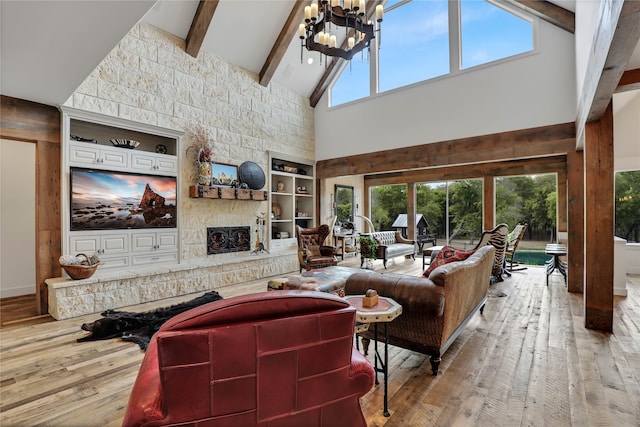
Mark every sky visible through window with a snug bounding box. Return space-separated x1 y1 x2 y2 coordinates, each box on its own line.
460 0 533 69
331 0 533 106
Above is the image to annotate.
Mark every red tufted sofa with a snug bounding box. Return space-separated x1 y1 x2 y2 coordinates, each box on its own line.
122 291 374 427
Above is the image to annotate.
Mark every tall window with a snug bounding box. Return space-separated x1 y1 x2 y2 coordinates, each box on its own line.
330 0 534 107
379 0 449 93
460 0 533 69
496 174 556 242
330 57 370 106
615 170 640 243
370 184 407 231
416 179 482 246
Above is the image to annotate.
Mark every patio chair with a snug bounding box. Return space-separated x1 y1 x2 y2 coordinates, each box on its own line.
504 223 527 275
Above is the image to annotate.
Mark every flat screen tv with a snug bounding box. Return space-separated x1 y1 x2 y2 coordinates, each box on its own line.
70 167 177 231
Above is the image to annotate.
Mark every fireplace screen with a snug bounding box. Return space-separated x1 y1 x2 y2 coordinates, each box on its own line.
207 226 251 255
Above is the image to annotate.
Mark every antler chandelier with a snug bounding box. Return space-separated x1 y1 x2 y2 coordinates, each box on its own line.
299 0 383 64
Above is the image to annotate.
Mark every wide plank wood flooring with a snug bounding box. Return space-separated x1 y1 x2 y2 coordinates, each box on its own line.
1 256 639 426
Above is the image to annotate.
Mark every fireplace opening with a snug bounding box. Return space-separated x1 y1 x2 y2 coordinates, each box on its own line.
207 226 251 255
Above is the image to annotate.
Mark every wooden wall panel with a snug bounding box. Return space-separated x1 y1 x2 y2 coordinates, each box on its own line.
1 96 61 314
584 103 614 332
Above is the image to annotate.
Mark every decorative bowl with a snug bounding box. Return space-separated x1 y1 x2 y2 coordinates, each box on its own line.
110 139 140 149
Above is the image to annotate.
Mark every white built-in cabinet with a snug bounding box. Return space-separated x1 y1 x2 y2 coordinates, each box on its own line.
268 152 315 251
60 107 183 272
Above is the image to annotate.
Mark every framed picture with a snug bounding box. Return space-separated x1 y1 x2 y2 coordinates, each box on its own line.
211 162 238 187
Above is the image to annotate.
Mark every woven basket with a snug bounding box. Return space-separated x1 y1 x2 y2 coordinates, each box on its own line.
61 253 101 280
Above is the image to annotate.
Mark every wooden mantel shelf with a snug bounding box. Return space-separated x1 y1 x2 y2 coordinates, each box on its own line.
189 185 268 201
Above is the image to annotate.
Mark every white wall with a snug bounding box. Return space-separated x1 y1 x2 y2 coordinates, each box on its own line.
613 91 640 172
0 139 36 298
314 19 576 161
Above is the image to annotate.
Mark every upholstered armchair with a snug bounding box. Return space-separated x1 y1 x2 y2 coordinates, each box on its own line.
296 224 338 272
123 291 375 427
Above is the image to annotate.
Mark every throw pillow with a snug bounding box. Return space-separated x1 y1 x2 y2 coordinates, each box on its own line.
423 246 476 278
306 245 321 257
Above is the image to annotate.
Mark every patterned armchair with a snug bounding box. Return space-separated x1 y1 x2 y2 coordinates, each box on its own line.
296 224 338 272
472 223 509 282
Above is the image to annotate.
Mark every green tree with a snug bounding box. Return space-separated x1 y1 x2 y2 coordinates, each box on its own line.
370 185 407 231
496 177 523 228
448 180 482 240
416 183 445 235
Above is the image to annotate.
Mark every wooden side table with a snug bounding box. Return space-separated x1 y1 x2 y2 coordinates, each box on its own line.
335 232 359 260
344 295 402 417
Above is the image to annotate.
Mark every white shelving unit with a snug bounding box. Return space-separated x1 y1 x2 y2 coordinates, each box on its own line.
60 107 183 271
268 152 315 251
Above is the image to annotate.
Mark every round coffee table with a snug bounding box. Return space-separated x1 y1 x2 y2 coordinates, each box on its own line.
344 295 402 417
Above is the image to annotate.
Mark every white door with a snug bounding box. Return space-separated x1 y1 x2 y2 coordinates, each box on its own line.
0 139 36 298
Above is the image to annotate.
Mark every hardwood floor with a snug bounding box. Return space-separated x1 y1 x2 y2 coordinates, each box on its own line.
1 257 639 427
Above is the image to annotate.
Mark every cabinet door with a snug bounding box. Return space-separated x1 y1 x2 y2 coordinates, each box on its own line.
153 156 177 174
101 234 129 255
69 144 100 165
69 235 100 255
131 152 177 174
131 232 156 252
100 148 129 168
69 143 128 168
156 231 178 250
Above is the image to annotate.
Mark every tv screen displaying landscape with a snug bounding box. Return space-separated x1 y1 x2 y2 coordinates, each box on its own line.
70 168 177 231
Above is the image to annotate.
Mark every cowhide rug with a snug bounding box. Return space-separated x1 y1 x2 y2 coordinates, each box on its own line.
77 291 223 350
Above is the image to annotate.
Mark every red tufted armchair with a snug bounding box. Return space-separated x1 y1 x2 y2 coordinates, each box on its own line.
122 291 374 427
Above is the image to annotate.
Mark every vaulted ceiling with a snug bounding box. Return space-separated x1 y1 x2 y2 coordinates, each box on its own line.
1 0 638 109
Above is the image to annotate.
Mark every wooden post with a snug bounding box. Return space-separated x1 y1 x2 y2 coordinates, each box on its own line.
567 150 584 294
557 169 567 234
407 182 416 241
483 176 495 230
584 102 614 332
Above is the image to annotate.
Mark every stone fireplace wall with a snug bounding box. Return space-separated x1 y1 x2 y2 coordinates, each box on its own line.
50 22 314 317
62 22 314 262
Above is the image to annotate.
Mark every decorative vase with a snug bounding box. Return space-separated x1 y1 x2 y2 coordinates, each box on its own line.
198 162 211 185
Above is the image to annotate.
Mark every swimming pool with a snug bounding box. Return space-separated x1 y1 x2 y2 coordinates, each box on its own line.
512 250 553 266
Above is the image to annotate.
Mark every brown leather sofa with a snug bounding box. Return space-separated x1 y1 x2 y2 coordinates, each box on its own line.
123 291 374 427
345 245 495 375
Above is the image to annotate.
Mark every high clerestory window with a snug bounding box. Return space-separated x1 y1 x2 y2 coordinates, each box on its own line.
330 0 534 106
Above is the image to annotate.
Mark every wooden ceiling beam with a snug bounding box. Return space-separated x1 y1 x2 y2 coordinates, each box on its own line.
575 1 640 149
309 0 381 108
316 122 575 179
615 68 640 93
185 0 219 58
259 1 311 87
504 0 574 33
364 156 567 187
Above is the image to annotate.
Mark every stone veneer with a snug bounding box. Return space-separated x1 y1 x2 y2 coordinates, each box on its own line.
54 23 314 317
47 250 298 320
